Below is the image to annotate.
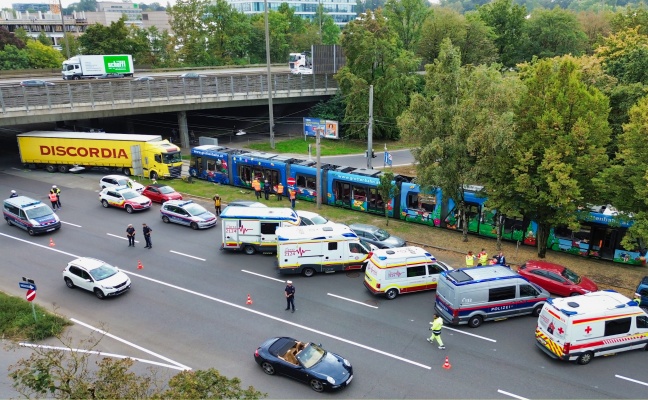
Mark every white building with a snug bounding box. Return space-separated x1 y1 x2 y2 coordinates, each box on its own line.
225 0 356 26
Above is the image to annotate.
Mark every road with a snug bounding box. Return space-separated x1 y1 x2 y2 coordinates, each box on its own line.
321 148 415 170
1 167 647 399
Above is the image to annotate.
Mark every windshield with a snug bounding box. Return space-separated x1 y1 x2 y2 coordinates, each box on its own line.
116 178 132 186
26 205 54 219
310 215 329 225
289 55 299 62
163 152 182 164
121 191 140 200
296 343 325 368
374 228 391 241
561 267 581 283
158 186 175 194
185 203 208 216
89 263 118 281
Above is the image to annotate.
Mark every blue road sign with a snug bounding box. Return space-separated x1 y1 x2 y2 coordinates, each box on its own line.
19 282 36 291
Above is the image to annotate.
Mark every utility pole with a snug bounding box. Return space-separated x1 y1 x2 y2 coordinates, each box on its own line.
367 85 374 169
264 0 275 149
58 0 70 59
316 129 321 209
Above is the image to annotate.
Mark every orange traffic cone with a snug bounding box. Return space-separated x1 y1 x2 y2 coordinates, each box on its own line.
442 356 452 370
49 238 55 247
137 260 143 270
246 294 253 305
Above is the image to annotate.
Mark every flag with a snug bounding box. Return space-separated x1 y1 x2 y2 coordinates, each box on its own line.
384 151 392 166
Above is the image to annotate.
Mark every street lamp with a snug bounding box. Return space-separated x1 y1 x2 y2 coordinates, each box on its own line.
264 0 275 149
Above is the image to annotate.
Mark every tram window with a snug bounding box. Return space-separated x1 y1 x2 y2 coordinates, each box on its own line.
375 193 384 208
465 203 480 220
297 175 307 187
352 186 366 202
306 177 316 190
335 182 351 202
207 160 215 172
419 195 436 212
240 166 252 184
190 156 201 169
406 193 418 208
253 167 264 181
266 170 279 187
554 225 572 239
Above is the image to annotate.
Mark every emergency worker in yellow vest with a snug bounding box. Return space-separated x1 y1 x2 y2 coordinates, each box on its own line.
477 248 488 266
465 251 475 267
427 314 446 349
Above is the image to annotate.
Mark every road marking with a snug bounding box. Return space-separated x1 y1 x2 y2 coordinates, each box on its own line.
126 270 431 370
61 221 82 227
497 389 529 400
71 318 191 370
107 232 139 243
242 270 285 282
615 375 648 387
327 293 379 309
0 232 78 257
169 250 206 261
19 343 187 371
444 326 497 343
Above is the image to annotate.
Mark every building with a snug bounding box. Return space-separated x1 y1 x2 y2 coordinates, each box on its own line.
11 3 51 12
225 0 356 26
84 1 143 28
141 10 171 33
0 9 88 46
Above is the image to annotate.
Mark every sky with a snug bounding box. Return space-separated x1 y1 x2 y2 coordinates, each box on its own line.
0 0 175 12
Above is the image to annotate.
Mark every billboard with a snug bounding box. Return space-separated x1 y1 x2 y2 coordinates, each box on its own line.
303 118 339 139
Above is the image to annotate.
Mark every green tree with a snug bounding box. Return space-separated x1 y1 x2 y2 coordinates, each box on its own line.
13 28 30 45
521 8 589 61
37 31 51 46
1 27 26 50
162 368 264 399
25 40 65 68
610 4 648 36
417 7 466 65
384 0 430 51
576 9 612 55
477 0 527 67
204 0 252 65
60 33 81 58
0 45 30 70
79 17 135 55
248 11 291 64
377 171 400 226
463 13 498 66
596 27 648 85
168 0 212 66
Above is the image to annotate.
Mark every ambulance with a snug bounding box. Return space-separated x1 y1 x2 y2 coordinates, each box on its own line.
221 206 300 254
276 224 370 277
535 290 648 365
364 247 453 300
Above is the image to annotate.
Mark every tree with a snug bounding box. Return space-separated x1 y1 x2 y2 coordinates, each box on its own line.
79 18 135 55
417 7 466 65
384 0 430 51
168 0 212 66
610 4 648 36
0 45 30 70
377 171 399 226
577 9 612 55
37 31 51 46
521 8 589 61
477 0 527 67
203 0 252 65
596 27 648 85
25 41 65 68
60 33 81 58
0 26 25 51
462 13 498 66
163 369 264 399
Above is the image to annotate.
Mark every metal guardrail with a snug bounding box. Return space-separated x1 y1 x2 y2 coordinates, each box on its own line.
0 73 338 124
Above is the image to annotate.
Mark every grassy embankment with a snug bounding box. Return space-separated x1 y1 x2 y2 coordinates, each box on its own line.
0 293 70 340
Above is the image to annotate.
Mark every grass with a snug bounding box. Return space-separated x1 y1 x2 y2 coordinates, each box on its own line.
0 292 70 340
246 137 414 156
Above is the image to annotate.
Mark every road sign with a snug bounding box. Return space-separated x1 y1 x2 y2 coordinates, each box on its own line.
19 282 36 291
287 177 296 187
26 289 36 302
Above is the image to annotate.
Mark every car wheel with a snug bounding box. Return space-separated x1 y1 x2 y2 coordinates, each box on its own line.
94 289 105 299
64 277 75 289
385 288 398 300
150 171 158 181
101 200 109 208
162 216 170 223
261 362 275 375
122 168 131 176
569 292 580 297
58 165 69 173
244 245 255 255
6 217 12 226
46 164 56 173
73 76 80 80
576 351 594 365
125 205 134 214
303 267 315 277
309 379 325 392
532 305 543 318
190 222 199 230
468 315 483 328
27 228 35 236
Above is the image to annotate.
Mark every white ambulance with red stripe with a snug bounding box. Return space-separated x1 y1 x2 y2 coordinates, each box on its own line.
536 290 648 365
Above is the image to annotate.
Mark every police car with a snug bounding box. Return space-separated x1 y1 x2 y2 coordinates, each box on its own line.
99 186 152 213
160 200 217 229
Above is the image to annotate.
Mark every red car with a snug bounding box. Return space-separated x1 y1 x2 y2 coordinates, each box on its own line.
141 184 183 203
518 260 598 297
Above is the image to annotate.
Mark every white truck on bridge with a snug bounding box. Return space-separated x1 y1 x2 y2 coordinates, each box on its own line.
62 55 134 80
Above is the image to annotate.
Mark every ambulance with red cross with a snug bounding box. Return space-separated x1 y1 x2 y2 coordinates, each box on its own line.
535 290 648 365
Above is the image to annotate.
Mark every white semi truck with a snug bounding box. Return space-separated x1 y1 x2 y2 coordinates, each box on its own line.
62 54 134 80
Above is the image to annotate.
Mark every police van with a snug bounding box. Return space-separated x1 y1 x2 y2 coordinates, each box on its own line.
221 206 300 254
276 224 370 276
363 246 453 300
3 196 61 236
435 265 550 328
535 290 648 365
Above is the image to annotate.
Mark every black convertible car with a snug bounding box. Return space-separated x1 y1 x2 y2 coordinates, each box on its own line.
254 337 353 392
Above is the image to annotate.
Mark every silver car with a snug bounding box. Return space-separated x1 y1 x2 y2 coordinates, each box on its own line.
348 223 406 249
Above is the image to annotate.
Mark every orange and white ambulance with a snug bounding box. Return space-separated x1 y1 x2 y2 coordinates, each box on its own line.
363 246 453 300
535 290 648 365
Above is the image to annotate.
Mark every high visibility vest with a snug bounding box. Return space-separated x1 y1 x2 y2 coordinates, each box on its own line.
277 184 284 194
289 190 296 200
48 192 58 202
252 181 260 190
478 252 488 265
214 197 221 207
465 255 474 267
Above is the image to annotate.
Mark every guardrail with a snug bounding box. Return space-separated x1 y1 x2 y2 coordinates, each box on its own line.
0 73 338 125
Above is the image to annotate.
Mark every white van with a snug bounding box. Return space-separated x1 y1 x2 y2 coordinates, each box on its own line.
435 265 550 327
276 224 370 276
535 290 648 365
363 247 452 300
221 206 300 254
3 196 61 236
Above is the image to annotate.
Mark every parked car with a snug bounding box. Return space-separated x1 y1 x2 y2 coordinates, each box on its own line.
517 260 598 297
296 210 335 226
63 257 131 299
348 223 406 249
160 200 217 229
100 175 144 193
179 72 207 79
20 79 55 87
291 66 313 75
254 336 353 392
99 186 151 213
133 76 154 81
142 184 182 203
96 73 124 79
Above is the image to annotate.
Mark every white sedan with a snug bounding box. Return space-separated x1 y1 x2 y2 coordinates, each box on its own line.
63 257 131 299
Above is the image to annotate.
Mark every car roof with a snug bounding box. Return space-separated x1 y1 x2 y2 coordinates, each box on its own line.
102 174 131 180
227 200 268 207
296 210 321 218
70 257 105 269
525 260 565 272
164 200 195 207
145 183 167 189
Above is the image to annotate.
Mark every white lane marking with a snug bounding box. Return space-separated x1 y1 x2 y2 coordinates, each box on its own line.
497 389 529 400
615 375 648 387
61 221 82 227
107 232 139 243
327 293 379 309
444 326 497 343
18 343 186 371
71 318 191 370
242 270 286 282
0 232 78 257
126 270 431 370
169 250 206 261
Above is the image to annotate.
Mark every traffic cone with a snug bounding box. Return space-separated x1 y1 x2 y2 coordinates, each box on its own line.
442 356 452 370
49 238 55 247
246 294 253 305
137 260 143 270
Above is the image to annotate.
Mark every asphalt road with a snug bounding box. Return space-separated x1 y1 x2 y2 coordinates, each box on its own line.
1 167 647 399
321 148 415 170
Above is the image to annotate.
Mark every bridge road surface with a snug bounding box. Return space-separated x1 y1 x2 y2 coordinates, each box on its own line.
0 169 647 399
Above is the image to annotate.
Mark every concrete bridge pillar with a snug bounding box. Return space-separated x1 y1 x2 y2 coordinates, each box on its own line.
177 111 189 149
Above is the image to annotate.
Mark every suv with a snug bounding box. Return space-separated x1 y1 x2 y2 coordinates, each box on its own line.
296 210 335 226
100 175 144 193
161 200 217 229
63 257 131 299
348 223 406 249
99 186 151 213
3 196 61 236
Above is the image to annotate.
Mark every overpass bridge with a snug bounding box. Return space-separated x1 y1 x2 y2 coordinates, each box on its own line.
0 72 339 130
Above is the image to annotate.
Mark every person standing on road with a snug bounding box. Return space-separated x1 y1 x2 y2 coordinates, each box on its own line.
51 185 61 208
10 190 18 198
213 194 222 216
289 188 296 209
126 224 136 247
252 178 261 199
465 251 475 268
142 223 152 249
48 190 59 210
427 313 446 349
496 251 506 266
276 182 284 201
264 180 271 200
285 280 295 313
